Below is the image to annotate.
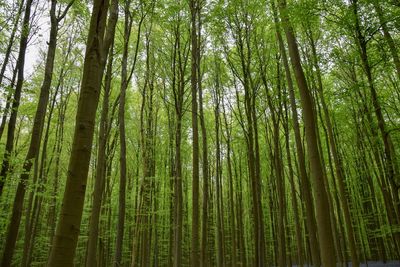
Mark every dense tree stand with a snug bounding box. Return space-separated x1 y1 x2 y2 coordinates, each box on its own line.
0 0 399 266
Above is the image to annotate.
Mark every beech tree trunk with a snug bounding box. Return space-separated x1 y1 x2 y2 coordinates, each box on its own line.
47 0 115 264
306 27 359 267
86 40 115 267
272 2 321 265
278 0 336 265
114 1 131 265
190 0 200 265
170 18 186 267
199 43 209 267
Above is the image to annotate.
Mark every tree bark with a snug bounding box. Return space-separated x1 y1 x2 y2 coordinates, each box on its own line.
278 0 336 265
86 40 115 267
0 0 25 141
47 0 115 264
213 80 225 267
114 1 131 265
189 0 200 265
272 2 321 265
199 27 209 267
306 27 359 267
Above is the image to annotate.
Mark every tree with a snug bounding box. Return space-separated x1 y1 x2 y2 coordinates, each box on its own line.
47 0 117 264
0 0 33 197
1 0 73 265
0 0 399 265
278 0 336 265
189 0 200 265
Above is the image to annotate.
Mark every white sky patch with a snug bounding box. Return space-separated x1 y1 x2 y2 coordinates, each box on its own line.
25 0 50 77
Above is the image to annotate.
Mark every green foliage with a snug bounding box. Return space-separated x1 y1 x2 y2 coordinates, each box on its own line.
0 0 400 265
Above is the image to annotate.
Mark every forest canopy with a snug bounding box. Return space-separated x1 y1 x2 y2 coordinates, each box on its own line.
0 0 400 266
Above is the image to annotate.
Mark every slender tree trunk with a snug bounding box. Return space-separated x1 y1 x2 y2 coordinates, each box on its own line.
21 149 40 267
114 1 131 265
86 40 115 267
170 20 184 267
173 112 183 267
0 67 17 153
47 0 116 263
234 149 247 266
272 3 321 265
283 104 304 267
352 0 399 219
315 107 344 265
199 28 209 267
48 87 70 248
132 22 155 266
127 9 147 267
1 1 60 265
306 28 360 267
269 59 287 267
278 0 336 265
222 97 238 266
166 106 175 267
0 0 25 89
190 0 200 265
0 0 34 197
213 84 225 267
0 0 25 141
373 1 400 79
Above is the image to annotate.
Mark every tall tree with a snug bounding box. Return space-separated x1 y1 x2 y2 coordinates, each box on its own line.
0 0 73 265
47 0 117 264
114 0 132 265
86 41 115 267
351 0 399 218
0 0 399 265
0 0 34 196
168 9 189 266
272 2 321 265
0 0 25 141
305 25 359 267
278 0 336 265
189 0 200 265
